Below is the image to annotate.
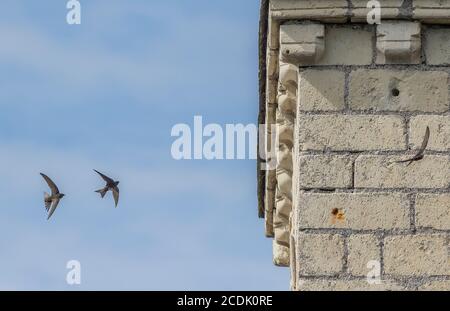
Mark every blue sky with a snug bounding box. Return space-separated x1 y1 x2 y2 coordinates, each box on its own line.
0 0 289 290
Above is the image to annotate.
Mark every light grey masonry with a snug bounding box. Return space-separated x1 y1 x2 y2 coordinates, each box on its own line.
415 194 450 230
298 156 352 189
260 0 450 291
355 155 450 189
297 234 345 276
298 115 406 151
297 279 406 291
297 192 410 230
425 29 450 65
349 70 449 112
347 235 381 276
384 235 450 276
315 27 373 66
376 22 421 64
350 0 404 22
410 116 450 151
298 70 345 111
419 281 450 291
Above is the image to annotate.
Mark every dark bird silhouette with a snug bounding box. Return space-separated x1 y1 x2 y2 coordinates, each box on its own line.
94 170 120 207
396 126 430 166
40 173 65 220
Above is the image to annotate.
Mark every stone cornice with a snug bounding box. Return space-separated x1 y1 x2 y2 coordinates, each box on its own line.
270 0 450 24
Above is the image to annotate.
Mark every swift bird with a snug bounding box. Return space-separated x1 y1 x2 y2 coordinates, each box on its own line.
94 170 120 207
396 126 430 166
40 173 65 220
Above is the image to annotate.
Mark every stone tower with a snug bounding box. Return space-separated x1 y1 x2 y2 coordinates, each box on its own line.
258 0 450 291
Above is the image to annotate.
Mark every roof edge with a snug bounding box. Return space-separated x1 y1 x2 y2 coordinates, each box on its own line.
257 0 269 219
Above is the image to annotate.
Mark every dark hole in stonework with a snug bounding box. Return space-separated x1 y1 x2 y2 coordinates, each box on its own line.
391 88 400 97
331 208 339 216
285 49 290 55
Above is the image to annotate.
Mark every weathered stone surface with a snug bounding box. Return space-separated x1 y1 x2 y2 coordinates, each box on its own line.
273 240 290 267
349 69 449 112
414 0 450 7
298 155 353 189
317 27 373 65
266 49 279 80
425 29 450 65
348 235 381 276
419 280 450 291
271 0 348 10
355 155 450 189
351 0 403 22
384 235 450 276
280 24 325 65
267 17 280 50
297 234 345 276
410 116 450 152
270 0 349 22
416 194 450 230
376 22 421 64
298 115 406 151
414 1 450 24
297 192 410 230
298 70 345 111
297 278 406 291
266 76 278 104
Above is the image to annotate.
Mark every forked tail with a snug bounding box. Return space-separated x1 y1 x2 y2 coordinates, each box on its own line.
95 188 107 198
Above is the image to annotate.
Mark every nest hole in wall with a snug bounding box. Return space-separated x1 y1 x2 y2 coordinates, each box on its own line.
391 88 400 97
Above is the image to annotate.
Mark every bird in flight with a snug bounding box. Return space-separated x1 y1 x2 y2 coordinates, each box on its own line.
40 173 65 220
94 170 120 207
396 126 430 166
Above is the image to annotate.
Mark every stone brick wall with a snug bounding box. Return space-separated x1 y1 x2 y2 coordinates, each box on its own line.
259 0 450 291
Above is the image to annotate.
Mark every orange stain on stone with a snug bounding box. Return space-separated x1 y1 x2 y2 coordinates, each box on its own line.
331 208 345 224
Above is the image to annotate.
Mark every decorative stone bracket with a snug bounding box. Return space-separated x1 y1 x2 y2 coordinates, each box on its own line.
377 21 422 64
270 24 323 276
280 24 325 66
273 62 297 267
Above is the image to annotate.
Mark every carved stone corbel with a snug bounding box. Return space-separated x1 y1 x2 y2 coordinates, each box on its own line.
376 21 422 64
272 23 326 270
273 62 297 267
271 23 326 270
279 23 325 66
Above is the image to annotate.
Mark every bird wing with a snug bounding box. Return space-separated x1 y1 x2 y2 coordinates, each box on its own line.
397 160 414 166
395 127 430 164
414 126 430 157
47 198 60 220
44 192 51 211
40 173 60 195
112 186 119 207
94 170 115 184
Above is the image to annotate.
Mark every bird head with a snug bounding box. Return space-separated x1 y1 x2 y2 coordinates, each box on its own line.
115 181 120 185
60 193 66 198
